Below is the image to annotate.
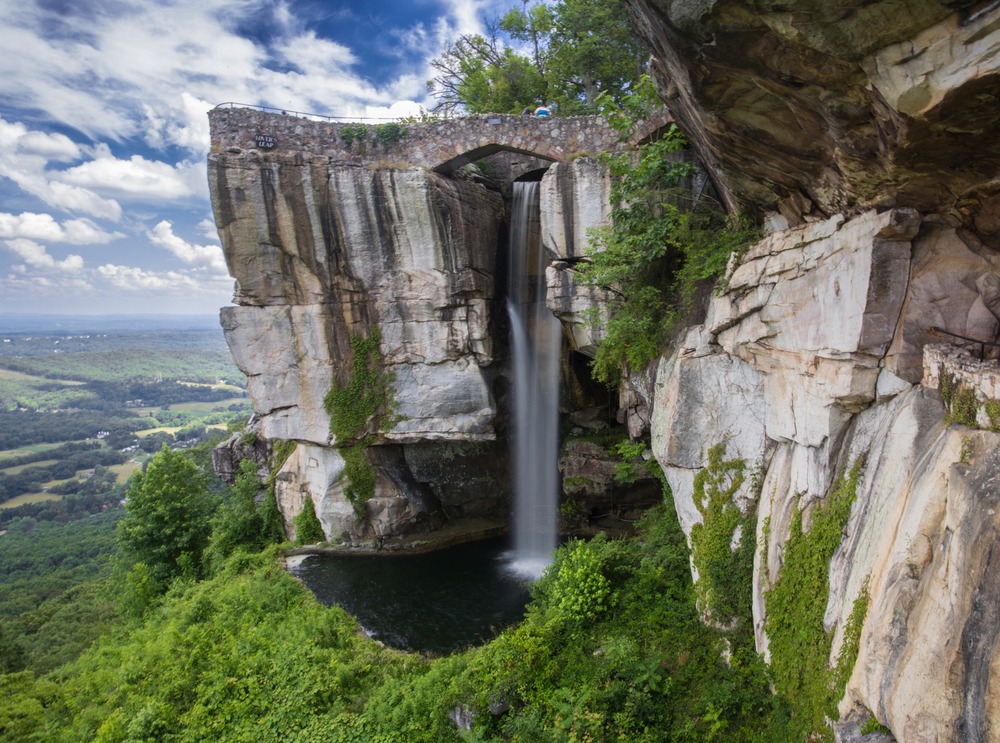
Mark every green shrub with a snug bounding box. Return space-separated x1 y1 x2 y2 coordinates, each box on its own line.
581 122 759 384
341 445 377 513
689 442 754 639
339 123 368 147
293 497 325 545
764 458 865 741
372 122 407 149
861 715 892 735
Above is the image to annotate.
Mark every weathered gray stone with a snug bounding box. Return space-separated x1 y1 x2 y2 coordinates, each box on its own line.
539 158 612 260
623 0 1000 220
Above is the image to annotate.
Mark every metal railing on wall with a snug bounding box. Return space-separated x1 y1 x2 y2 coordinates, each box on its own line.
211 102 415 122
929 326 1000 361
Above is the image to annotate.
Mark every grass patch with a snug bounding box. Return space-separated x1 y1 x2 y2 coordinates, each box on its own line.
1 458 59 475
109 461 143 484
0 443 63 461
1 492 61 509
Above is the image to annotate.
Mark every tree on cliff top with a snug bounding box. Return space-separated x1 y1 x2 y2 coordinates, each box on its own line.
428 0 644 115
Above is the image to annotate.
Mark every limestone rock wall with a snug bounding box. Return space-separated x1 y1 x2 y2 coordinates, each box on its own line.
209 141 622 543
618 4 1000 736
210 146 509 539
623 0 1000 225
649 208 1000 739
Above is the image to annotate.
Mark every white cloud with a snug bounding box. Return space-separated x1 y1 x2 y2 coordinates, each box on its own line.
0 118 124 221
148 221 228 274
0 212 122 245
97 263 199 291
57 149 199 201
4 238 84 272
197 218 221 242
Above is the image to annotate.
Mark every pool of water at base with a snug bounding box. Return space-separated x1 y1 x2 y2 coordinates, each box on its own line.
288 537 535 655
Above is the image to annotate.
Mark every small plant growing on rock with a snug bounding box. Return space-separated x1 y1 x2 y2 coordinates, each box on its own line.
372 122 407 149
339 123 368 148
323 330 395 514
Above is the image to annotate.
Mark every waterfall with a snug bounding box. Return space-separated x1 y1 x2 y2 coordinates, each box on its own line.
507 181 561 579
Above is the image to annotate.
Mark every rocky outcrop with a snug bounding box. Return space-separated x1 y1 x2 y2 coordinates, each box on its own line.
209 120 634 543
623 0 1000 226
648 202 1000 740
618 4 1000 737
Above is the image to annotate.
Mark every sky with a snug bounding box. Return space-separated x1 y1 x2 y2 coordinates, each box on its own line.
0 0 514 318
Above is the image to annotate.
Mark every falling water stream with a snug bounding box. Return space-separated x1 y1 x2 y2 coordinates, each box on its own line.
290 180 560 653
506 180 561 579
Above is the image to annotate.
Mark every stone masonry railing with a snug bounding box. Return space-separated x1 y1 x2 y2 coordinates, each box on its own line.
208 106 669 172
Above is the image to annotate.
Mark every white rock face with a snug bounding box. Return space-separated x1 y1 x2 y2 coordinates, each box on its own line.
211 151 620 542
273 444 353 541
539 158 612 260
213 159 505 449
545 263 609 357
652 207 1000 739
211 155 508 539
220 304 334 446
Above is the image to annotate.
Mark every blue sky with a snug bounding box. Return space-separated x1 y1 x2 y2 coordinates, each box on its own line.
0 0 512 316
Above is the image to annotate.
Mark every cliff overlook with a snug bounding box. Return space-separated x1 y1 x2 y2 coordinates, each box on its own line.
209 2 1000 740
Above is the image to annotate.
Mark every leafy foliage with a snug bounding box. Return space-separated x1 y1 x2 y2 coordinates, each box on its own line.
0 512 121 674
582 123 760 383
689 443 755 641
339 123 367 147
428 0 643 115
323 331 393 511
763 458 865 741
324 331 394 445
116 446 217 599
372 122 407 149
293 496 325 545
204 459 285 569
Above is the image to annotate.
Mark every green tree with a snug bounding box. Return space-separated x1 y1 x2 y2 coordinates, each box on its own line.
428 0 643 115
581 120 759 383
294 497 325 545
116 446 216 593
204 459 284 572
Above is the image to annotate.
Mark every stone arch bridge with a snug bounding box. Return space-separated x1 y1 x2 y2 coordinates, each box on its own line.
209 105 670 172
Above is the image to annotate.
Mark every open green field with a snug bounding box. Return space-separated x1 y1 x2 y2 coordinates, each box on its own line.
137 396 247 415
0 492 61 509
1 458 59 475
0 443 62 461
135 423 230 437
109 459 144 483
0 368 84 385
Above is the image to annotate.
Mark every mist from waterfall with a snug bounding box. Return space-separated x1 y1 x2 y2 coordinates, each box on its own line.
507 180 561 580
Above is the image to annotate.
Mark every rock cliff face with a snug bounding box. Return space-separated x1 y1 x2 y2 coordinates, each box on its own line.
623 1 1000 740
208 130 627 541
209 3 1000 735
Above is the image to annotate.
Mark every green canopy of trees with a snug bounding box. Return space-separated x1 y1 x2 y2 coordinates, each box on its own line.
116 446 215 592
428 0 645 115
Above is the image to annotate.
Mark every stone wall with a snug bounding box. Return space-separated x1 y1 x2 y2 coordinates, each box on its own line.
209 108 629 173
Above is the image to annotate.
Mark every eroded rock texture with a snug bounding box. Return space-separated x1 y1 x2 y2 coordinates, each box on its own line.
624 0 1000 226
210 150 508 539
209 140 630 542
622 4 1000 738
